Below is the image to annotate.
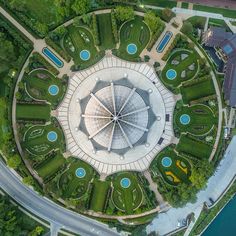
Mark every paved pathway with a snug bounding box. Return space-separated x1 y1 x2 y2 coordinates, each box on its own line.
147 136 236 235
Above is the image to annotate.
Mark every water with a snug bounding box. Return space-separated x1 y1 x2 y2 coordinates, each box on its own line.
180 114 190 125
162 156 172 167
156 31 173 53
42 47 64 68
80 50 90 61
48 85 59 96
120 178 131 188
47 131 58 142
127 43 137 55
166 69 177 80
203 195 236 236
75 167 86 178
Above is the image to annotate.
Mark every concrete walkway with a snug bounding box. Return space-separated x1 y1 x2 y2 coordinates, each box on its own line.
147 136 236 235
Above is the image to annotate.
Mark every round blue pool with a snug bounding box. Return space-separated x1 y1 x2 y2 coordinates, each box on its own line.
161 156 172 168
180 114 191 125
75 168 86 178
120 178 131 188
48 85 59 96
80 50 90 61
166 69 177 80
127 43 137 55
47 131 58 142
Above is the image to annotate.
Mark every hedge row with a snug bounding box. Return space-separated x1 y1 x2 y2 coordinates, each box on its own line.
92 14 100 45
147 24 165 51
111 11 119 43
45 37 71 63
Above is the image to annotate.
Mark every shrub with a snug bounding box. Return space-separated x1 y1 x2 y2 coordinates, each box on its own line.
111 11 119 43
91 14 100 45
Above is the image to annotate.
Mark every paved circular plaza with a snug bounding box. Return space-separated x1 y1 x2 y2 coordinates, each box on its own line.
56 55 177 175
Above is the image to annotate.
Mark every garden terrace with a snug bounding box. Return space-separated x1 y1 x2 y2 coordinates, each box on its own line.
181 78 216 104
25 69 66 107
150 149 191 186
176 134 212 160
59 159 96 199
16 103 51 122
111 172 143 214
22 124 64 156
161 50 199 88
115 16 150 61
174 104 216 136
64 25 103 69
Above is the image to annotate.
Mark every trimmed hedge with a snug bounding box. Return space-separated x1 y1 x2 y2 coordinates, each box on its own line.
111 10 119 43
91 13 100 45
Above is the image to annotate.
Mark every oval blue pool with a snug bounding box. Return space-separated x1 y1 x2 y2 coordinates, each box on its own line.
166 69 177 80
156 31 173 53
47 131 58 142
180 114 191 125
120 178 131 188
75 167 86 178
161 156 172 168
127 43 137 55
80 50 90 61
48 85 59 96
42 47 64 68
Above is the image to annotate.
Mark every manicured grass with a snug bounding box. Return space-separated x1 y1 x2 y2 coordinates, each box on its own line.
193 5 236 19
161 50 199 88
0 94 9 147
23 124 64 156
181 2 189 9
25 69 66 106
64 25 103 68
186 16 206 29
208 18 231 31
111 172 143 214
116 16 150 61
181 79 215 104
90 180 110 212
176 134 212 159
36 152 66 179
16 103 51 122
231 21 236 26
150 149 191 185
175 104 216 136
142 0 176 8
97 14 116 50
59 160 95 199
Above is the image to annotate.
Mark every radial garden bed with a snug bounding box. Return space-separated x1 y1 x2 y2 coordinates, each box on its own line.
175 104 216 136
150 149 191 186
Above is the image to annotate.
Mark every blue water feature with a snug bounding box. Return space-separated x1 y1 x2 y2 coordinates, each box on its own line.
156 31 173 53
180 114 191 125
48 85 59 96
202 195 236 236
127 43 137 55
47 131 58 142
161 156 172 168
80 50 90 61
75 168 86 178
42 47 64 68
166 69 177 80
120 178 131 188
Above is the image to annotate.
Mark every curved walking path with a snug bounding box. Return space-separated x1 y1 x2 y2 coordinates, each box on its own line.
0 160 119 236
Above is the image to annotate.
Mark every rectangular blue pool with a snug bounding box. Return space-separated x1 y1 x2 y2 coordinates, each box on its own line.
156 31 173 53
42 47 64 68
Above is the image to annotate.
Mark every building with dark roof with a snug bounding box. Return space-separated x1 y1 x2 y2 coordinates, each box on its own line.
203 27 236 107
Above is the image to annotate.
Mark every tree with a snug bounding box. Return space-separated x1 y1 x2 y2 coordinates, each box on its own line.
7 155 21 169
161 8 174 22
54 0 73 19
23 176 34 186
9 0 26 12
144 11 162 33
181 21 194 35
72 0 91 15
115 6 134 22
0 33 16 64
29 226 44 236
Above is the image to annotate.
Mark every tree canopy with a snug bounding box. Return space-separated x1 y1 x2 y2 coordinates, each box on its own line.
144 11 163 33
115 6 134 22
72 0 91 15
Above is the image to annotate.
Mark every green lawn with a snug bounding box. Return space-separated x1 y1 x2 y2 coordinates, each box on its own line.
16 103 51 122
161 50 199 89
181 79 215 104
59 160 95 199
0 93 9 148
175 104 216 136
90 180 110 212
97 14 116 50
64 25 103 68
23 124 64 156
36 152 66 179
116 16 150 61
176 134 212 159
25 69 66 106
182 2 189 9
142 0 176 8
193 5 236 19
186 16 206 30
150 148 191 185
111 172 143 214
208 18 231 31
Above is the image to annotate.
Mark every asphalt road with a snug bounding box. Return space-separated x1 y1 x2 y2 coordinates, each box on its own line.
0 161 119 236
